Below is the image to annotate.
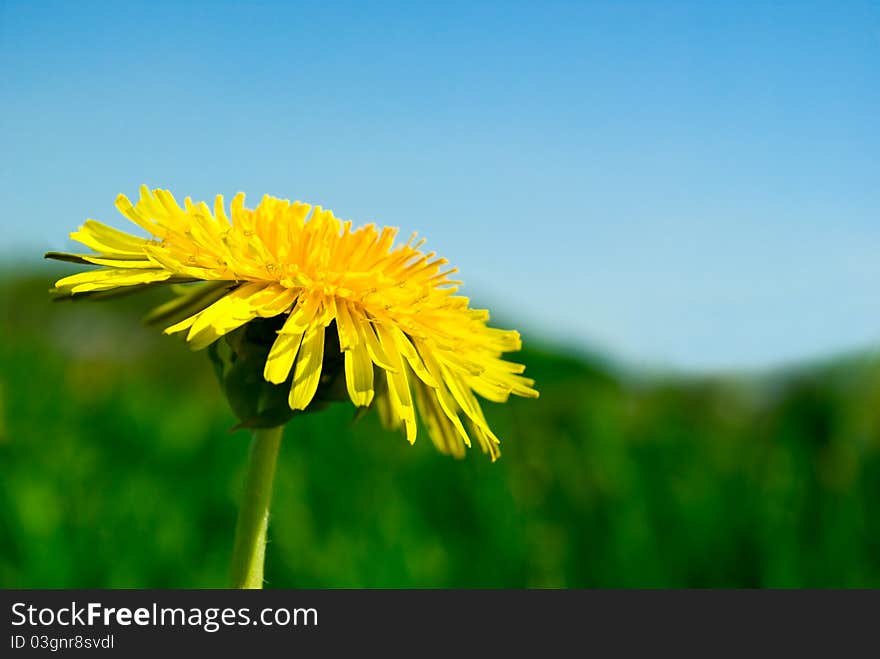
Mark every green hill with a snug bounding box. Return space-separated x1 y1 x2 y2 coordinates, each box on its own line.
1 269 879 587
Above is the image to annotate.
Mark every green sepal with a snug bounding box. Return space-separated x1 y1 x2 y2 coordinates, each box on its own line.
144 281 235 326
208 317 349 431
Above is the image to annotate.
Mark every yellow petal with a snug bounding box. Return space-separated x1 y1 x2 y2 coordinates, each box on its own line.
184 282 266 349
256 287 298 318
288 324 325 410
357 316 396 371
80 256 157 269
390 327 438 388
278 294 320 334
413 339 472 447
413 379 465 458
163 282 265 349
334 298 360 351
70 219 151 256
438 363 481 423
114 194 162 237
264 330 305 384
55 268 171 294
344 341 374 407
144 282 233 326
375 323 416 444
373 372 399 430
262 293 321 383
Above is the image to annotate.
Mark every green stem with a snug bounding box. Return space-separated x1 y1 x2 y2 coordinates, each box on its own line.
230 425 284 589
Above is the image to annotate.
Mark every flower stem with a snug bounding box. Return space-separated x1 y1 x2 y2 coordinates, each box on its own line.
230 425 284 589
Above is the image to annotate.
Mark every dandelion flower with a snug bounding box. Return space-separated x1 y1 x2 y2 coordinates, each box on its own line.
48 186 538 460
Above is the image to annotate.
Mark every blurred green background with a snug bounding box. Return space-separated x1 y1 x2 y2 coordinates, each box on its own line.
2 267 880 588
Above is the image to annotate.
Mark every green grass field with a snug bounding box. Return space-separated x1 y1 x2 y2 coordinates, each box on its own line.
2 268 879 587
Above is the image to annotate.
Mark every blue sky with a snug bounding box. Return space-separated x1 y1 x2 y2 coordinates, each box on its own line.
2 1 878 371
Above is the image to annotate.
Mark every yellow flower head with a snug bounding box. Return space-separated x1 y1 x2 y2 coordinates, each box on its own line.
48 186 538 459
